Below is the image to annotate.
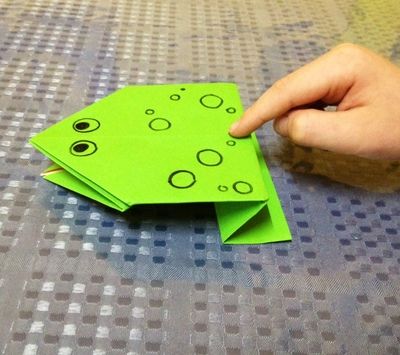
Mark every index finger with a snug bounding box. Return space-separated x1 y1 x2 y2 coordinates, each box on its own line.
229 44 357 137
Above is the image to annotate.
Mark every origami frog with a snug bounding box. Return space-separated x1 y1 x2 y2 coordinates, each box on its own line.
30 83 291 244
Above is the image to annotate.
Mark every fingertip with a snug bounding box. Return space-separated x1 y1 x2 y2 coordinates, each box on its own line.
228 120 250 137
229 121 240 135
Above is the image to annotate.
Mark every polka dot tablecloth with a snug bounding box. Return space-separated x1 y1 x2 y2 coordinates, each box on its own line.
0 0 399 354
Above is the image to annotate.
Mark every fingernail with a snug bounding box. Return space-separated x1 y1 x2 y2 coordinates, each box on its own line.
229 121 240 134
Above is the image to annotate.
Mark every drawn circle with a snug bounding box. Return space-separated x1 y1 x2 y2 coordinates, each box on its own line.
148 118 171 131
196 149 223 167
170 94 181 101
145 109 155 115
218 185 228 192
199 94 223 109
73 118 100 133
233 181 253 194
168 170 196 189
70 140 97 156
226 107 236 114
226 140 236 146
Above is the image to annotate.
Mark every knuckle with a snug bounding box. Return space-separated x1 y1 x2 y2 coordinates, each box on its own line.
272 76 290 92
334 43 367 62
332 43 370 74
271 76 296 109
334 42 361 55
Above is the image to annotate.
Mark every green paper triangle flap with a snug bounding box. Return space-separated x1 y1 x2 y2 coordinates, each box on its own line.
251 136 291 243
215 134 291 244
42 164 129 212
215 199 291 244
31 139 129 211
215 200 266 242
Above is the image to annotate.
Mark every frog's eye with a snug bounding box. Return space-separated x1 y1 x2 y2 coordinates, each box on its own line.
70 140 97 156
73 118 100 132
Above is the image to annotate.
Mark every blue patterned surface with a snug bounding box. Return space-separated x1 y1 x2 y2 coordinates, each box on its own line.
0 0 399 354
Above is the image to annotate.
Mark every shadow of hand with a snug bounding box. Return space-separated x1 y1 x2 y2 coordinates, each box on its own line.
269 140 400 193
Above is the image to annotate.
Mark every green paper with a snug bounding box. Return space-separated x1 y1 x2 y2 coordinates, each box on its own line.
30 83 291 244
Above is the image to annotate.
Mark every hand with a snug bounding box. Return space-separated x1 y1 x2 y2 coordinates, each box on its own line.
229 43 400 160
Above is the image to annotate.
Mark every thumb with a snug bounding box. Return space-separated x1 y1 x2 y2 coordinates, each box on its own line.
273 107 370 156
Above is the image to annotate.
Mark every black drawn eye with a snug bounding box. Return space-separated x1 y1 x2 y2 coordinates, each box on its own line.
73 118 100 132
70 140 97 156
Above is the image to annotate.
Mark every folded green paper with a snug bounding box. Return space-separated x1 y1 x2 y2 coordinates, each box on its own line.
30 83 291 244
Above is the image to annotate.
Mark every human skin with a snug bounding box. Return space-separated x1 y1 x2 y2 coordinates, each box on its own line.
229 43 400 160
